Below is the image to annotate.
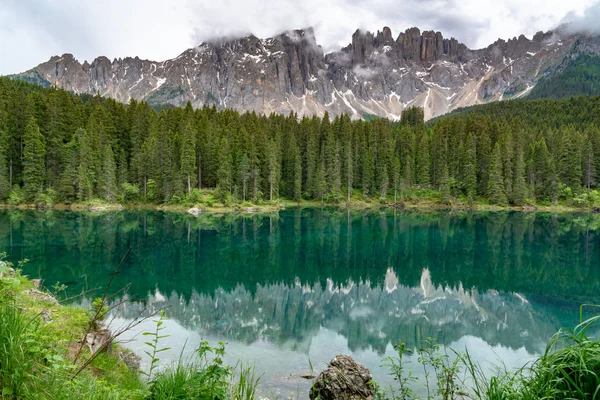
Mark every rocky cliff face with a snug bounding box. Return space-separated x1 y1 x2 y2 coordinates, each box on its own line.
14 26 599 120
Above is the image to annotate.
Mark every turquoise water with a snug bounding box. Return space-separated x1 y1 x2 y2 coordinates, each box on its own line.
2 209 599 396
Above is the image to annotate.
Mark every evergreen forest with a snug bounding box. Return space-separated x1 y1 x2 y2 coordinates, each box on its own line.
1 77 600 208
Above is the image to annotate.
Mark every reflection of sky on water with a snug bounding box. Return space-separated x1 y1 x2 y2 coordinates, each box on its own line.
112 318 535 398
110 268 556 397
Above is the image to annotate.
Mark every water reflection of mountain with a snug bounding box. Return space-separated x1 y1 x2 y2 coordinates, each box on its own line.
2 208 599 354
115 267 575 356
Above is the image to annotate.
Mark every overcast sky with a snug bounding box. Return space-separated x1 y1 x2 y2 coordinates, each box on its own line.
1 0 599 75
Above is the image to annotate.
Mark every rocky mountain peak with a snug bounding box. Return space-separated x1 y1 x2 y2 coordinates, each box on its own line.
14 25 593 120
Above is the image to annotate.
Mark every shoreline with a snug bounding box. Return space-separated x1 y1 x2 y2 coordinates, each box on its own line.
0 199 598 214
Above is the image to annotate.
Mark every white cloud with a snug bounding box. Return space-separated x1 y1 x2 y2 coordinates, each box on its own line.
561 1 600 33
0 0 598 75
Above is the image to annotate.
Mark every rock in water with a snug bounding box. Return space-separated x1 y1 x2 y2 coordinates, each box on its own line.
188 207 203 216
309 354 374 400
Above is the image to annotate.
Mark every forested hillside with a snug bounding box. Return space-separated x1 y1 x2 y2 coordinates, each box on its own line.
529 53 600 100
0 77 599 208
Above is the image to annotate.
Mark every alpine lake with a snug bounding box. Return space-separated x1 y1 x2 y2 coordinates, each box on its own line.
2 208 600 397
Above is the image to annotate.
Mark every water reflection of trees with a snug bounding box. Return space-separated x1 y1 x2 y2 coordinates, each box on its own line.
2 209 598 303
3 208 599 353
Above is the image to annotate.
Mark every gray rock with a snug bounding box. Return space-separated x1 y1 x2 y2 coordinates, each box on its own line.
118 349 141 371
84 329 113 355
15 25 599 120
24 288 59 305
40 311 52 322
309 355 374 400
187 207 203 216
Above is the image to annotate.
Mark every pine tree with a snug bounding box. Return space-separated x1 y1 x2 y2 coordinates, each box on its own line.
266 139 279 201
100 145 117 202
180 121 197 196
239 153 250 203
0 129 9 200
402 154 413 189
503 133 514 201
250 149 261 204
487 143 507 205
345 140 353 205
477 129 492 194
512 145 527 206
464 133 477 202
216 137 232 204
76 128 94 201
23 118 46 201
314 159 326 204
293 150 302 203
439 162 451 204
362 148 374 197
380 165 389 199
583 136 596 189
58 140 78 201
392 155 401 204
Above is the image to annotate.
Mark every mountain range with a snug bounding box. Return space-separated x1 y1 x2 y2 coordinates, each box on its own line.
11 25 600 120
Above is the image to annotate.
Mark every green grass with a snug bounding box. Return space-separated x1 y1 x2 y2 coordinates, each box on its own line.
373 309 600 400
0 257 262 399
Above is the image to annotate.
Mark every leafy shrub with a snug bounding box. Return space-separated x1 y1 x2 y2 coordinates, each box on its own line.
573 190 600 207
8 187 23 205
146 179 156 202
35 188 57 206
120 183 141 202
559 183 573 201
188 189 203 204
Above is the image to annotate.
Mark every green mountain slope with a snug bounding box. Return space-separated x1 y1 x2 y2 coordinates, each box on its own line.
528 53 600 100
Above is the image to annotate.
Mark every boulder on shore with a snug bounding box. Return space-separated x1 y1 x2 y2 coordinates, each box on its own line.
309 354 374 400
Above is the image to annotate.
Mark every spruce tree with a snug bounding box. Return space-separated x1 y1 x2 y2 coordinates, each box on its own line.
100 145 117 202
23 118 46 201
362 148 374 197
314 160 326 205
58 141 78 201
583 136 596 190
266 139 279 201
392 155 401 204
76 129 94 201
380 165 389 199
216 137 232 204
503 134 514 201
180 121 196 196
512 146 527 206
239 154 250 203
345 140 353 205
439 162 451 204
293 151 302 203
464 133 477 202
416 133 430 187
0 129 9 200
487 143 507 205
